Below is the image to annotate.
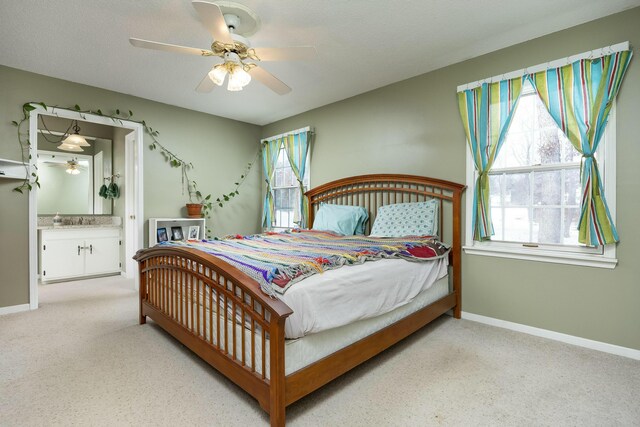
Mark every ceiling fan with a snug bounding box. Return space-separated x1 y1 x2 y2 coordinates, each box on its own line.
41 157 88 175
129 1 316 95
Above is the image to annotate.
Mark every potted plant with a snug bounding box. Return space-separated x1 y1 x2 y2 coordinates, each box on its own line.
186 179 212 218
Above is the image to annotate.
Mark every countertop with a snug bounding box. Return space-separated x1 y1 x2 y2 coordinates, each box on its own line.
37 224 122 230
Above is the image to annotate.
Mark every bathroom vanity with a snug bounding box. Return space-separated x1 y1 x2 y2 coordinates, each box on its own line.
39 225 121 282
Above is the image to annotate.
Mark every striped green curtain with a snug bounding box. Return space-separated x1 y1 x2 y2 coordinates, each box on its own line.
527 50 632 246
283 131 311 228
261 138 282 228
457 78 523 240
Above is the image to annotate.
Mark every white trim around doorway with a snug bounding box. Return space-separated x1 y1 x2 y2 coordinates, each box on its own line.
28 107 144 309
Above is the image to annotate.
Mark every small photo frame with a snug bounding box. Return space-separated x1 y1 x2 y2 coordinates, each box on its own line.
171 226 184 241
188 225 200 240
157 227 168 243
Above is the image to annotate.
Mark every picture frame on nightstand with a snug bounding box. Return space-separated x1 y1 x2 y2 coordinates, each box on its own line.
188 225 200 240
157 227 168 243
171 226 184 241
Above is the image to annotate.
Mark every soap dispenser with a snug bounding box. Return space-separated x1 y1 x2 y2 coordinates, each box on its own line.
52 212 62 227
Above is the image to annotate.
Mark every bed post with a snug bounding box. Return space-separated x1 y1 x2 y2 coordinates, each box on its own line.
306 193 314 230
269 317 287 427
138 257 147 325
452 187 463 319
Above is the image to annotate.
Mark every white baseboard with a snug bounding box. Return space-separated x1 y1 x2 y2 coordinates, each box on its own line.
461 311 640 361
0 303 31 316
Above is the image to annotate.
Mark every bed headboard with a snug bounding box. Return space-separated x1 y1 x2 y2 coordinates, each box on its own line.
305 174 465 240
305 174 466 315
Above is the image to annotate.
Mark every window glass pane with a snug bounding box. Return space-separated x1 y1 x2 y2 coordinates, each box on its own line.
533 170 561 205
504 173 529 206
503 208 530 242
289 188 296 209
275 168 284 187
489 174 502 206
287 168 295 187
494 132 533 168
274 189 283 209
563 208 580 245
564 168 581 206
276 149 286 167
563 141 582 163
532 207 562 244
490 207 503 241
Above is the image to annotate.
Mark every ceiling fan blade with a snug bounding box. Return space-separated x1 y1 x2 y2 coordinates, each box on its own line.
248 66 291 95
252 46 316 61
192 1 233 45
195 73 217 93
129 38 213 56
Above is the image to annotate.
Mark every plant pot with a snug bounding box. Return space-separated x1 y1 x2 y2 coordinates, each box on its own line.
186 203 203 218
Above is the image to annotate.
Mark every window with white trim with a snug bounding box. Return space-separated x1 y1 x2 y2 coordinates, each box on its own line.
464 79 617 268
272 145 310 229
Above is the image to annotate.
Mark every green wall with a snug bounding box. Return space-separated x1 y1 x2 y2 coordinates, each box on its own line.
0 66 262 308
262 8 640 350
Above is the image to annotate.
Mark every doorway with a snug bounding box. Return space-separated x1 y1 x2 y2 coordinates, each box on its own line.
28 107 144 309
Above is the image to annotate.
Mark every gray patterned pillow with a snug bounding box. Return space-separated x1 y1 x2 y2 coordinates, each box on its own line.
370 200 439 237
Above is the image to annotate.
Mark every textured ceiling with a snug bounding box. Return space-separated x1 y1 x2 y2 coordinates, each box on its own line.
1 0 638 125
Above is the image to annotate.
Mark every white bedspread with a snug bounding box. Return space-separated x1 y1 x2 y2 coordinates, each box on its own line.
280 257 448 339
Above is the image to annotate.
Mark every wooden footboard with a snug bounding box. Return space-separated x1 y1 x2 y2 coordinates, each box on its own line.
134 246 293 422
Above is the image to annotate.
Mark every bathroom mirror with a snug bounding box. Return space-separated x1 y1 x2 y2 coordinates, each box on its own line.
37 137 114 215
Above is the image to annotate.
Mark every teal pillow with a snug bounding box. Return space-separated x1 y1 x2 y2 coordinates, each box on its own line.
312 203 369 235
370 200 439 237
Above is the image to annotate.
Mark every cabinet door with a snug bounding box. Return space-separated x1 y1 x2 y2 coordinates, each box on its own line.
84 236 121 275
41 237 86 281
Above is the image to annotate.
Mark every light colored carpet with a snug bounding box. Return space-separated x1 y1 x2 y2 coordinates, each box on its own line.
1 276 639 426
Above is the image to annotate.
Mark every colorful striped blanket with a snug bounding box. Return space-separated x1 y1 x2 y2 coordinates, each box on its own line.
161 229 449 297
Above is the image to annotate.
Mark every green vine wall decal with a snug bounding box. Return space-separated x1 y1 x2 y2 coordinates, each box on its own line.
11 102 259 231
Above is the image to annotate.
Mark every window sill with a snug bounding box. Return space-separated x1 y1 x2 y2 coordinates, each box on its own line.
463 244 617 269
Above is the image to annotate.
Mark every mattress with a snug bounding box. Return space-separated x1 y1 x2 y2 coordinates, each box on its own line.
280 257 448 338
283 274 450 375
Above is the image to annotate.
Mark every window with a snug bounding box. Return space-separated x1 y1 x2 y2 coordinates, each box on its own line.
272 145 310 229
464 80 617 268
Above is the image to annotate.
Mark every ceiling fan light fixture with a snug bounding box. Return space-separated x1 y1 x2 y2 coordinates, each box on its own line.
227 64 251 91
65 160 81 175
208 64 228 86
66 166 81 175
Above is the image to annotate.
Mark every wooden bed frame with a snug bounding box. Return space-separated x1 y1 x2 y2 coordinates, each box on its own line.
134 174 465 426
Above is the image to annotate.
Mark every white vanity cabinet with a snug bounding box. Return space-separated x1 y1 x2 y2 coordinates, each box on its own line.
40 227 121 282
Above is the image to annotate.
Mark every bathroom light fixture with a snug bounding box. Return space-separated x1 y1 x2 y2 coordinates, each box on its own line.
39 117 90 152
58 143 84 152
61 121 90 147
